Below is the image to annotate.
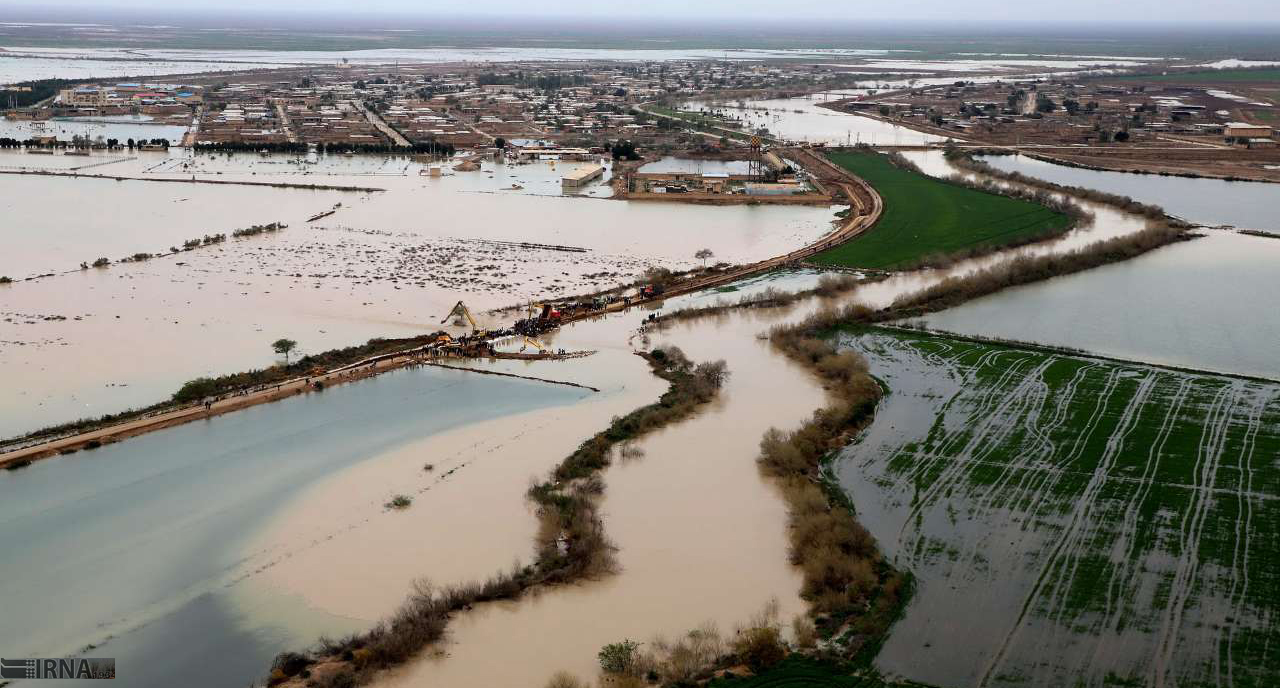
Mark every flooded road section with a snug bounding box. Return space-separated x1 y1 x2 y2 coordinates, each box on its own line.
834 328 1280 688
0 362 601 688
0 150 836 437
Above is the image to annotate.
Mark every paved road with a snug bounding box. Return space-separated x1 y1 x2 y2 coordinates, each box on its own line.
274 100 298 143
358 101 411 147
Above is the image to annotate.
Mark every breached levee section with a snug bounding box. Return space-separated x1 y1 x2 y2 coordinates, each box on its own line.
834 327 1280 688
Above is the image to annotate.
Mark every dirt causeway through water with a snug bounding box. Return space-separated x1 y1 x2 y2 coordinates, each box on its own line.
0 150 881 468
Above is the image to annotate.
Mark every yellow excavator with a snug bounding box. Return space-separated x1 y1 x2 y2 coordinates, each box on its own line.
520 336 548 354
441 300 484 335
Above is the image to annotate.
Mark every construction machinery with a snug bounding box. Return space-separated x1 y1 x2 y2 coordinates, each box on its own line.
538 303 562 322
524 302 562 323
441 300 484 335
519 336 548 353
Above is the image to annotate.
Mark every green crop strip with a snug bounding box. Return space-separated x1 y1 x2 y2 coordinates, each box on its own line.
834 327 1280 688
812 151 1071 270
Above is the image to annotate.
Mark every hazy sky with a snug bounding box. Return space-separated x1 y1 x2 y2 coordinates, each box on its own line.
8 0 1280 23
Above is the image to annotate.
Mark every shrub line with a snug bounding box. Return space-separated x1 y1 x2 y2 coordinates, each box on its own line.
268 350 728 688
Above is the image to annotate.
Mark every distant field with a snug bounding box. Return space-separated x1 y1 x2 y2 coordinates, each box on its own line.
838 328 1280 687
1114 68 1280 83
812 151 1070 270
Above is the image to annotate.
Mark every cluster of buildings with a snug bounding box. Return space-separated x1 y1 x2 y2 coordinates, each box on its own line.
629 150 818 199
45 82 201 129
874 79 1277 149
57 83 201 110
172 58 853 152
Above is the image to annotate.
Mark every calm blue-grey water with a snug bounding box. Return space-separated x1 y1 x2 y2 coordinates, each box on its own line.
980 154 1280 230
0 365 589 688
921 231 1280 380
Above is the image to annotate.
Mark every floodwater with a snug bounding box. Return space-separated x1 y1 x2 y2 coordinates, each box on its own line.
0 117 189 145
0 46 1031 84
244 348 665 626
979 153 1280 230
0 149 837 437
682 95 946 146
0 364 594 688
376 285 822 688
637 156 753 175
0 271 823 688
900 150 1280 380
0 126 1212 688
922 231 1280 380
833 328 1280 687
841 57 1150 72
0 55 291 83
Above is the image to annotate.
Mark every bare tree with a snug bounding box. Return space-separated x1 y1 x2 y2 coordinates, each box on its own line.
694 248 714 268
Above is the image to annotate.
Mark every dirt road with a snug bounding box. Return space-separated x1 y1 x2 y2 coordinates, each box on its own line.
0 154 882 468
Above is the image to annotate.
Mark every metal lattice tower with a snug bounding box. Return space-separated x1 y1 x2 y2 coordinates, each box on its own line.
748 135 764 180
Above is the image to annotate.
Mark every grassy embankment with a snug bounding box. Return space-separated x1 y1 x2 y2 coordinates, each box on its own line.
582 144 1203 685
270 350 728 688
1 334 443 453
810 150 1073 270
758 319 909 653
837 326 1280 685
574 167 1193 685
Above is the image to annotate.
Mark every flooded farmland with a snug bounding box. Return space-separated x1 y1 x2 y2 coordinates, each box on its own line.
0 150 837 437
4 31 1278 688
0 363 597 688
0 116 190 146
978 154 1280 231
834 328 1280 688
922 231 1280 381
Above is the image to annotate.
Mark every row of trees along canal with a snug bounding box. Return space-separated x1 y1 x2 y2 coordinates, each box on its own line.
0 137 170 149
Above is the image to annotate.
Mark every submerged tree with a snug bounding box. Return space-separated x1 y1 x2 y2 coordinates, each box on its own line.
272 338 298 363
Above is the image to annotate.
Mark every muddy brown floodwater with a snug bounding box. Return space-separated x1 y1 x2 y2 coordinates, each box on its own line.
0 149 837 437
216 148 1167 687
1 139 1173 688
373 303 825 687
